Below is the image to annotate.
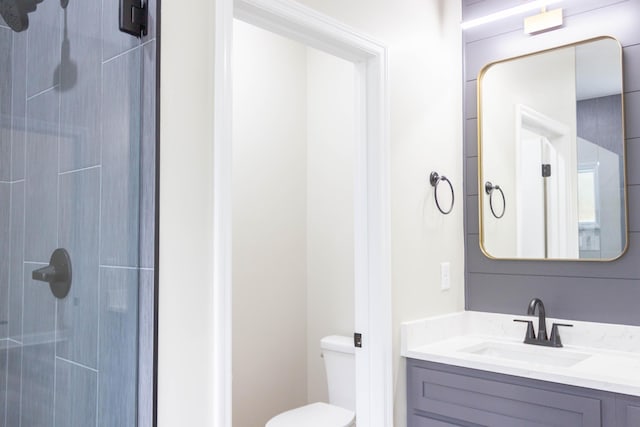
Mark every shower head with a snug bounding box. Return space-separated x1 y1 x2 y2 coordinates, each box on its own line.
0 0 46 32
0 0 28 32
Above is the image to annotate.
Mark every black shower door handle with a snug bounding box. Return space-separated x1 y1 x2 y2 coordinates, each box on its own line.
32 248 72 299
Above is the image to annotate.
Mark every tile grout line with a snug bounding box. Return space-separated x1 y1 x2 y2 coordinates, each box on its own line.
23 249 144 270
9 27 14 188
141 37 156 48
26 85 57 102
102 44 142 65
0 179 25 184
5 29 16 424
56 356 99 374
53 8 63 420
96 14 105 422
136 43 145 426
58 164 101 176
18 21 30 427
100 264 148 271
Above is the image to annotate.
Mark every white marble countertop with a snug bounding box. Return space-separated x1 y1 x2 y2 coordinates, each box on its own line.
401 311 640 396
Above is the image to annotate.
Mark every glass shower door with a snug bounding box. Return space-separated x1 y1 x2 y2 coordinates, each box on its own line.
0 0 156 425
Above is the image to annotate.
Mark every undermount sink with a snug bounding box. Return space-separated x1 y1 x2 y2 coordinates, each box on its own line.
461 340 592 368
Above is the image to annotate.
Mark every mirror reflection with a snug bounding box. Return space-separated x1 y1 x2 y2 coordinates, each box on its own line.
478 37 627 261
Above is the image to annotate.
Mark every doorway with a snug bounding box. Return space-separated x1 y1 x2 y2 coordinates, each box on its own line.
213 0 392 425
232 20 356 425
516 104 578 259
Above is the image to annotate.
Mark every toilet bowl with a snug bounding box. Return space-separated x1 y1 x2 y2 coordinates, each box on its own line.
265 335 356 427
265 402 355 427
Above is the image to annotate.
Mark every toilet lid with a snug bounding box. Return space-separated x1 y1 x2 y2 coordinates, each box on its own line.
266 402 355 427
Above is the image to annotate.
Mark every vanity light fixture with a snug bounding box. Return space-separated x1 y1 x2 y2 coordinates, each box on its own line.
524 6 563 35
461 0 563 30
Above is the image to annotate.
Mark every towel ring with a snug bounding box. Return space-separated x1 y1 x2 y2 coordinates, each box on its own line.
485 181 505 219
430 172 454 215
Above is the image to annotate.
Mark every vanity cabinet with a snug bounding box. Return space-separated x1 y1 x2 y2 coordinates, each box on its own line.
616 396 640 427
407 358 640 427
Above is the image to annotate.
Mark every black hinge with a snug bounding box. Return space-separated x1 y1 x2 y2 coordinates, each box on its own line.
119 0 148 38
541 164 551 178
354 333 362 348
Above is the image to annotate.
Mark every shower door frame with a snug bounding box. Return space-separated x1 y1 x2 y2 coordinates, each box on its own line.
212 0 392 425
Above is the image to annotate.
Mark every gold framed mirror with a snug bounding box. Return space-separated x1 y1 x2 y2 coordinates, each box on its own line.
478 36 627 261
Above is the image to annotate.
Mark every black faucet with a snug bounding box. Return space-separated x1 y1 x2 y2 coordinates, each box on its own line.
527 298 548 342
513 298 573 348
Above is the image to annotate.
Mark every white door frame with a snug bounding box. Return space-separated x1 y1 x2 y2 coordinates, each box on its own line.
515 104 577 258
213 0 393 427
212 0 392 425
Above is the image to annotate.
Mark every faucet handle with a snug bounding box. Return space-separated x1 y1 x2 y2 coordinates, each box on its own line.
549 323 573 348
514 319 536 342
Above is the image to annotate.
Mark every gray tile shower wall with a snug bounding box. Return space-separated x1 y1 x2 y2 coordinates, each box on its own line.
101 48 142 267
10 31 27 182
98 267 140 427
54 358 98 426
24 88 59 263
0 28 11 181
140 41 157 270
21 262 56 426
0 184 9 340
57 168 101 369
59 0 103 172
463 0 640 325
26 0 61 97
0 345 6 425
5 346 21 426
8 182 24 342
0 0 157 425
138 269 155 427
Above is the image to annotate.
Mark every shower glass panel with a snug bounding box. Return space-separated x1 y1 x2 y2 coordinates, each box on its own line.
0 0 156 425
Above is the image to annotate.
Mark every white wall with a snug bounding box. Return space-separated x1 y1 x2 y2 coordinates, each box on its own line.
160 1 463 426
232 20 309 426
158 0 216 425
305 47 356 404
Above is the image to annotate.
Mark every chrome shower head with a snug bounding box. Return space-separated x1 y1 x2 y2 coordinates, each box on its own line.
0 0 29 32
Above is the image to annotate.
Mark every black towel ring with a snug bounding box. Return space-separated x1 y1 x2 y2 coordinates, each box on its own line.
485 181 505 219
430 172 454 215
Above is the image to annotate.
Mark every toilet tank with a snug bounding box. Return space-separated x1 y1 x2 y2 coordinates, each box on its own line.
320 335 355 412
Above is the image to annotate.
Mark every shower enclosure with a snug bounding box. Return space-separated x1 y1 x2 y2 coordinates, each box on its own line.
0 0 156 425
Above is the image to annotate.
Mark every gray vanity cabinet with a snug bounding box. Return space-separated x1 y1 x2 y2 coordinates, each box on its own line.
616 396 640 427
407 358 640 427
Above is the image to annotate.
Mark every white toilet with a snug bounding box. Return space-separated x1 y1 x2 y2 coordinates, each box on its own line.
265 335 356 427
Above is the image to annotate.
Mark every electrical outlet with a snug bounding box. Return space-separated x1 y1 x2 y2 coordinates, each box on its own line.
440 262 450 291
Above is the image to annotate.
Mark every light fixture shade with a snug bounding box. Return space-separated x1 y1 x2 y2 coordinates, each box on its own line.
524 8 564 34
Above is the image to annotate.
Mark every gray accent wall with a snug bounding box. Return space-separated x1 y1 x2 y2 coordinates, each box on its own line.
0 0 157 425
463 0 640 325
577 95 624 159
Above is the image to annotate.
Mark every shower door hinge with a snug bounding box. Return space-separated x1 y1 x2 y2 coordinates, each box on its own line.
354 333 362 348
542 164 551 178
119 0 148 38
